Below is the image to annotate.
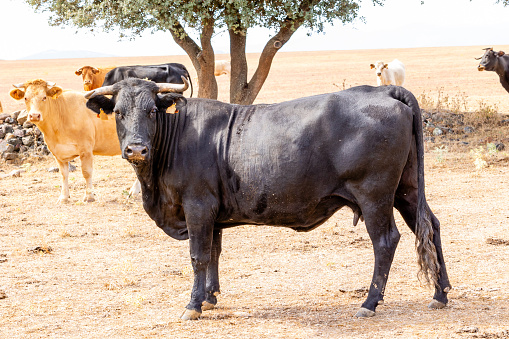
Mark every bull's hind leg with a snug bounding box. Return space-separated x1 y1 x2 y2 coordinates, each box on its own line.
202 229 222 311
356 202 401 317
395 191 452 308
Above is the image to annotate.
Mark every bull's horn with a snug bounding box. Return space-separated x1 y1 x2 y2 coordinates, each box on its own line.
46 81 56 88
156 76 189 93
84 85 115 99
482 47 493 51
474 57 482 60
13 83 24 88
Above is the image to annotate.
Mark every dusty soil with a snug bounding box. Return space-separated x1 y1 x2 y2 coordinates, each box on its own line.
1 46 509 338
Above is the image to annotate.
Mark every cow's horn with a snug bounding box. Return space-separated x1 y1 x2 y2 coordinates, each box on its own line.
156 76 189 93
84 85 115 99
482 47 493 51
474 57 482 60
13 83 24 88
46 81 56 88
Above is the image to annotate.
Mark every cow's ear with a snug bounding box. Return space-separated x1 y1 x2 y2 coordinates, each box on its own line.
370 64 375 69
47 86 63 99
92 68 99 74
86 96 115 115
75 68 83 76
384 64 388 69
9 88 25 100
498 51 505 57
157 93 187 113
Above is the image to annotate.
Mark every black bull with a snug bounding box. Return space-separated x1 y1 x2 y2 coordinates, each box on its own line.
85 78 451 320
102 63 193 97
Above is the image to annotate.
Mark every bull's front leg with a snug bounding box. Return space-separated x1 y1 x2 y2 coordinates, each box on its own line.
79 152 95 202
181 201 216 320
55 158 70 203
202 229 223 311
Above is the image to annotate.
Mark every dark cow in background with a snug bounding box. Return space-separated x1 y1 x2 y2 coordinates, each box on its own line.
477 47 509 93
102 63 193 97
85 78 451 321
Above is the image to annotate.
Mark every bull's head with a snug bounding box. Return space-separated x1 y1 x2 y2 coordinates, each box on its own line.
476 47 505 72
9 80 62 123
75 66 100 91
370 61 388 77
85 77 188 164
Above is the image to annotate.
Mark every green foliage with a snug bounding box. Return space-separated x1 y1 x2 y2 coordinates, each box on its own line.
24 0 372 38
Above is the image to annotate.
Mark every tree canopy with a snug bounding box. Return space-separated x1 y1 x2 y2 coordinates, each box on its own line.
25 0 380 103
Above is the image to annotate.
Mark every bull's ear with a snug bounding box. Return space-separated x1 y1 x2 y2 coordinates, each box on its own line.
384 64 388 69
47 86 63 99
157 93 187 112
75 69 83 76
370 64 375 69
9 88 25 100
498 51 505 57
86 96 115 115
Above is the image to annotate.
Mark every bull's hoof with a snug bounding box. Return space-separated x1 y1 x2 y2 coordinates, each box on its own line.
428 299 447 309
83 195 96 203
202 301 215 311
57 196 69 204
355 307 375 318
180 309 202 320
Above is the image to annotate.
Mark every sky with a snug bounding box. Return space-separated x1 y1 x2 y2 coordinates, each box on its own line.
0 0 508 60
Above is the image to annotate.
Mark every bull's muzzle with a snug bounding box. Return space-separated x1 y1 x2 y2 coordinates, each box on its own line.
29 112 41 122
478 66 485 71
125 145 149 162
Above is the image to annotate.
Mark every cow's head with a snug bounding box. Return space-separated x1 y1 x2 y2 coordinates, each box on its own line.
476 47 505 72
9 79 63 123
370 61 388 77
75 66 100 91
85 77 188 164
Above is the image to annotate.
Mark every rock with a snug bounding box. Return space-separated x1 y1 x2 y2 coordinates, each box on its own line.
69 163 77 172
0 140 14 153
457 326 479 333
4 117 15 125
2 152 17 160
12 110 21 120
1 124 13 134
0 169 24 178
23 121 34 129
433 128 443 136
0 290 6 300
496 143 505 151
48 167 59 173
28 246 53 254
13 129 25 138
21 136 34 146
0 113 10 121
16 110 28 125
464 126 475 134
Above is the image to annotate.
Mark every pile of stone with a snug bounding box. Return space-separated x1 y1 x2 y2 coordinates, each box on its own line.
0 110 50 165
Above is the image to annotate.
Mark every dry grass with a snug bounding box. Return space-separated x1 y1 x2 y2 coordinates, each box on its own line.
1 47 509 338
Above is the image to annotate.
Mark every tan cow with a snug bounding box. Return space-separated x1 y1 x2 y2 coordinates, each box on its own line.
75 66 115 91
214 60 231 76
9 79 137 203
0 100 3 113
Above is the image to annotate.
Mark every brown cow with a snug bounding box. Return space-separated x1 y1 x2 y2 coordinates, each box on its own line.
75 66 115 91
9 79 137 203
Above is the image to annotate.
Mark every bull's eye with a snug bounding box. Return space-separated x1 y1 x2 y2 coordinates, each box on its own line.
114 110 123 119
149 107 158 118
42 96 47 101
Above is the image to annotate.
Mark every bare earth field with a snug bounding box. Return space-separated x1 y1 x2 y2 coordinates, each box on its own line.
1 46 509 338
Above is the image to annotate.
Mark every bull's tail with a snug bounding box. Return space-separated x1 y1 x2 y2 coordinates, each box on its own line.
392 86 440 287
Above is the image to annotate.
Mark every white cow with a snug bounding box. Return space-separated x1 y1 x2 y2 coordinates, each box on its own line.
214 60 231 76
370 59 405 86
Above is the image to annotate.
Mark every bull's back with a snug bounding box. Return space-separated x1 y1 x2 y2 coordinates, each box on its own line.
194 88 415 225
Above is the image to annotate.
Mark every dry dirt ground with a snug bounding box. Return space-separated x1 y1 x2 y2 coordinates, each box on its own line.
1 46 509 338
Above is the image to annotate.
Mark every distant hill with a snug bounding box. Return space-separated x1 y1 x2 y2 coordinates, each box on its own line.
19 50 116 60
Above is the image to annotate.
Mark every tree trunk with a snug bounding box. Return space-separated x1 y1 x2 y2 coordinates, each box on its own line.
228 17 311 105
169 20 218 100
